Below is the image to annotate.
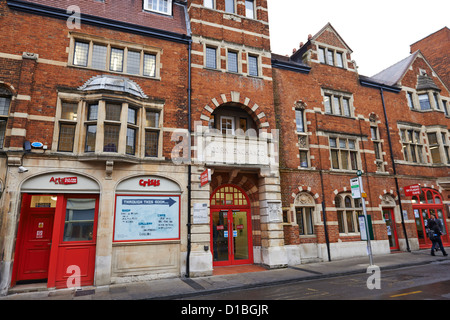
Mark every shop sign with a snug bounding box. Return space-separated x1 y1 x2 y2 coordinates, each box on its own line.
49 176 78 185
114 195 180 242
404 184 421 196
139 179 161 187
200 169 211 187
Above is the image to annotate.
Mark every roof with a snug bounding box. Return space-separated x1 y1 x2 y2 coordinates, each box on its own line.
79 75 148 98
8 0 189 39
370 51 419 86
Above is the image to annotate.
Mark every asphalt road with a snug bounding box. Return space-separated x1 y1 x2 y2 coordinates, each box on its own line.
182 260 450 300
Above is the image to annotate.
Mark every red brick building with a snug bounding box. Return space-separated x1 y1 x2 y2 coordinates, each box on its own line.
410 27 450 89
273 23 450 263
0 0 192 293
0 0 449 295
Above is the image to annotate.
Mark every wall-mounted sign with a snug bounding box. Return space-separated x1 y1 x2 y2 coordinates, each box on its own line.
113 195 180 242
200 169 211 187
404 184 421 196
31 142 44 148
139 179 161 187
21 172 99 193
49 177 78 185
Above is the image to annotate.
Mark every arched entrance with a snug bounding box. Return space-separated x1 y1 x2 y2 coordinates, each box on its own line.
411 188 449 248
210 184 253 266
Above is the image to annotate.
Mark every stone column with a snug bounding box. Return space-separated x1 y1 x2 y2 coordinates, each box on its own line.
258 174 288 268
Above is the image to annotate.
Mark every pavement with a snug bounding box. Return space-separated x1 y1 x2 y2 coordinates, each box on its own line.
1 249 448 300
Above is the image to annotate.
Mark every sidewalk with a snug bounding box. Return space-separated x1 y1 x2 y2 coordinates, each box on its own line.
1 249 448 300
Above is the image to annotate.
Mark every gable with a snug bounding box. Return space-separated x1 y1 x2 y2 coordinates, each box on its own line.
312 23 352 53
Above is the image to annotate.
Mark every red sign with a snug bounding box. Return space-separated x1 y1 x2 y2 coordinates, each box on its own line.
139 179 161 187
49 177 78 185
200 169 211 187
404 184 421 196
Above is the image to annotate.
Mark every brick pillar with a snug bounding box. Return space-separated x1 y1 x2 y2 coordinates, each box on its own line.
258 174 288 268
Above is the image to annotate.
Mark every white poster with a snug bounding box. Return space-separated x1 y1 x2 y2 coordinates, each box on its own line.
114 195 180 242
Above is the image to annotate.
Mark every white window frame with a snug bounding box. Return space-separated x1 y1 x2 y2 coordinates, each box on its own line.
245 0 255 19
203 0 214 9
220 116 235 135
317 46 346 68
143 0 172 15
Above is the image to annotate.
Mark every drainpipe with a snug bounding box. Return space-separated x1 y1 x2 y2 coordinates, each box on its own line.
314 112 331 261
379 88 411 252
186 39 193 277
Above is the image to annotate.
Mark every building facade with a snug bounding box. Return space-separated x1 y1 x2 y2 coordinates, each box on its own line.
0 0 192 293
0 0 449 295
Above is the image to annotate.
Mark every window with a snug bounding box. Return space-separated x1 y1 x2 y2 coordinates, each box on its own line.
220 116 235 135
55 94 163 158
296 207 314 235
336 194 361 234
329 137 359 170
225 0 235 13
295 109 305 133
318 46 345 68
371 125 384 171
400 128 424 163
0 89 12 149
92 44 107 70
245 0 255 19
295 106 309 168
248 55 259 76
144 0 172 15
443 100 449 116
64 198 96 242
323 91 352 117
418 93 431 111
70 36 159 78
227 51 238 73
407 92 415 110
145 109 161 157
73 41 89 67
57 102 78 152
336 52 344 68
433 93 441 110
442 133 450 164
203 0 214 8
206 47 217 69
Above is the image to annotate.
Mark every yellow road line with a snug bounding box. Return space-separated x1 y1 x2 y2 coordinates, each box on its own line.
390 291 422 298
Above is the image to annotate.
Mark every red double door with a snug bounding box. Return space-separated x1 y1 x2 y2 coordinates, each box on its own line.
12 194 99 289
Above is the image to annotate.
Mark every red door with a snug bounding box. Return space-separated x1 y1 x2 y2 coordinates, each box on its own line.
50 195 99 288
16 212 54 281
13 194 56 284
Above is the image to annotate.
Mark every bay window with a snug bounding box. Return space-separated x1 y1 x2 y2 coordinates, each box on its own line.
55 95 162 158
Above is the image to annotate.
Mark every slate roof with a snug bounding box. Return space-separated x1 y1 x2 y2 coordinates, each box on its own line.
13 0 189 36
370 51 419 86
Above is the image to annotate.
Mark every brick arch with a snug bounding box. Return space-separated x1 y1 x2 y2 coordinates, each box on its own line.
0 81 17 96
291 185 320 204
199 91 270 130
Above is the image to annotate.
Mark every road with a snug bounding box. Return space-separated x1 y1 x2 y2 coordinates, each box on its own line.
182 260 450 300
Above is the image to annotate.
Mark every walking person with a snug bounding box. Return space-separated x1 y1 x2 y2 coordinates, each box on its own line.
427 214 448 257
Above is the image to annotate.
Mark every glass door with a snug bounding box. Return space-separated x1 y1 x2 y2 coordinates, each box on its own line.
212 210 230 264
211 209 252 266
383 208 399 250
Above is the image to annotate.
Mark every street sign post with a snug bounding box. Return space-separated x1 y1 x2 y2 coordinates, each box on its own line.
350 175 374 266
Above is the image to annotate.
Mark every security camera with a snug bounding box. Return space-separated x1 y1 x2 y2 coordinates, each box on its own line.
18 166 29 173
